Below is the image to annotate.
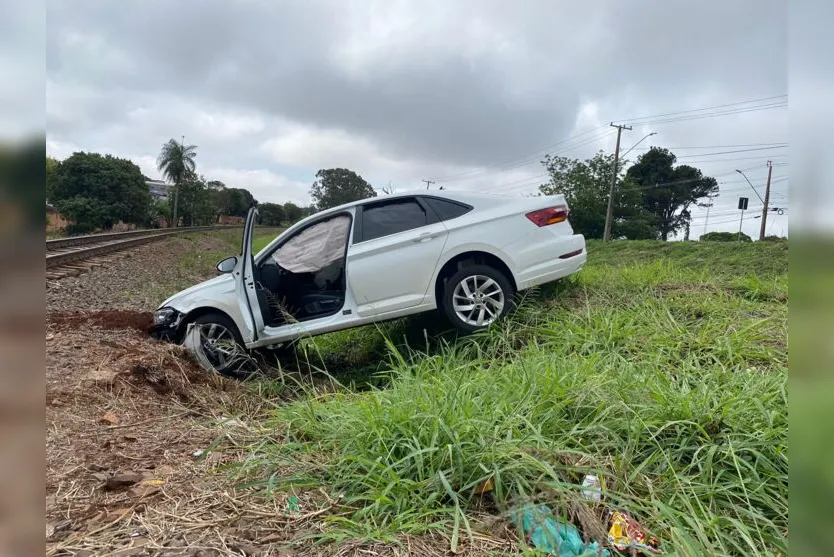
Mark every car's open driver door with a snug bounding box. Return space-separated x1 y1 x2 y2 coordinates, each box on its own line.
235 205 266 343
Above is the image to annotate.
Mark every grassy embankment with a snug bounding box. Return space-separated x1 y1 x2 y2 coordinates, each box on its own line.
227 239 788 555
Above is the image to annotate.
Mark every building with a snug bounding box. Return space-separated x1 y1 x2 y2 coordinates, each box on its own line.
146 180 172 200
46 203 69 232
218 214 245 225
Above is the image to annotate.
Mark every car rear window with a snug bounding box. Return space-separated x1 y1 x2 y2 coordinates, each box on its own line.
423 197 472 221
361 199 428 241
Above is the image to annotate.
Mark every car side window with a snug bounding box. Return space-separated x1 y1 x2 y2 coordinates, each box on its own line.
423 197 472 221
360 198 428 242
271 214 351 273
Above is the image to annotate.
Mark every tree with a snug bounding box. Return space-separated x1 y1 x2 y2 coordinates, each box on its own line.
46 156 60 201
700 231 752 242
309 168 376 210
283 202 302 223
625 147 718 241
215 187 256 217
176 171 218 226
147 198 170 228
258 202 285 226
55 198 110 234
157 138 197 227
52 151 151 232
539 151 656 239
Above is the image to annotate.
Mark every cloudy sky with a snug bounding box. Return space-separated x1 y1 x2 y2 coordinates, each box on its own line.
44 0 793 238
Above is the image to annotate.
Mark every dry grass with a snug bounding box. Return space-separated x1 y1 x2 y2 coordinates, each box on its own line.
45 315 495 556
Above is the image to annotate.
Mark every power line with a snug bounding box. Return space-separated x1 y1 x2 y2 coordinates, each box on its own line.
672 154 788 164
428 126 611 182
477 143 787 192
624 102 787 127
611 94 787 124
690 208 764 220
626 145 787 157
430 94 788 184
486 130 618 176
628 142 787 150
489 164 788 196
697 214 778 227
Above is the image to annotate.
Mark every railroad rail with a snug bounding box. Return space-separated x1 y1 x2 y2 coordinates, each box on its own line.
46 225 242 275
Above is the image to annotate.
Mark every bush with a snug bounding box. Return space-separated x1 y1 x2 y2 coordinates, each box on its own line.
700 231 752 242
146 199 171 228
52 151 151 232
56 197 110 234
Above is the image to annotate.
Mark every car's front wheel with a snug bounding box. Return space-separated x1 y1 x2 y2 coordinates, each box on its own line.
441 264 514 334
182 312 250 377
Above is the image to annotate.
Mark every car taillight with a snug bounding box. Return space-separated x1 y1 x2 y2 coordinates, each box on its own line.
525 205 569 227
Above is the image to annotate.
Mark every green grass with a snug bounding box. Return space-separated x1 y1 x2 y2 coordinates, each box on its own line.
253 232 278 254
229 240 788 555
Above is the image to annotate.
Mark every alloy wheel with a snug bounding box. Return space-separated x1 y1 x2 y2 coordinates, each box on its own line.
451 274 505 327
193 322 238 370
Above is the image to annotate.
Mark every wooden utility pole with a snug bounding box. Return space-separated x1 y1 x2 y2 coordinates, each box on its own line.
758 160 773 241
603 123 632 241
422 179 435 190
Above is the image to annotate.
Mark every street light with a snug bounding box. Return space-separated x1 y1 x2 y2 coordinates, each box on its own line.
734 169 764 203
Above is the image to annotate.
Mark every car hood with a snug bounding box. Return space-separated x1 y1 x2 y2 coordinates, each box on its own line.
158 273 235 309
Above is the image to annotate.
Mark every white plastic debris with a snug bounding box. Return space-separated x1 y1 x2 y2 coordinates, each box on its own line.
218 416 244 428
581 474 602 501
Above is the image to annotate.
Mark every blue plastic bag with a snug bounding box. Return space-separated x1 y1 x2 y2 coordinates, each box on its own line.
515 504 610 556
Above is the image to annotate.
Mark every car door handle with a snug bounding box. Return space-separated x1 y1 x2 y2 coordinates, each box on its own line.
413 231 433 242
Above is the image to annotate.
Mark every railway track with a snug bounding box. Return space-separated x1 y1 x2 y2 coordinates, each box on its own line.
46 225 241 280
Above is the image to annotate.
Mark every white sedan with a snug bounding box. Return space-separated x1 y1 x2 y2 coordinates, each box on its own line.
151 190 586 374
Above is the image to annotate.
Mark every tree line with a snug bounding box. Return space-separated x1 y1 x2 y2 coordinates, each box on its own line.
539 146 719 241
46 139 316 234
46 137 731 242
295 149 727 243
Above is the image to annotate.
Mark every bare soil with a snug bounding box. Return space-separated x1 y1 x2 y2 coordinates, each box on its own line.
48 310 154 334
45 234 502 556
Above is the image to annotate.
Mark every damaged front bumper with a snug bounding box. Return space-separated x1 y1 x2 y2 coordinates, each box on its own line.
149 307 186 343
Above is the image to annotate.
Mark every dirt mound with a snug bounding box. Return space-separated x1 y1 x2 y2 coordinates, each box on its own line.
48 309 154 333
46 324 239 406
123 346 237 402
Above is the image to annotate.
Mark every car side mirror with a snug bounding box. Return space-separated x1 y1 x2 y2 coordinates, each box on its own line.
216 256 238 274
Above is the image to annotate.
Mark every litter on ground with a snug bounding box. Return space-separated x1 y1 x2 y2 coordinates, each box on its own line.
515 504 610 556
607 511 662 555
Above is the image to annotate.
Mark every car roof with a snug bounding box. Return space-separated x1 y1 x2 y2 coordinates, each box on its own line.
264 187 557 243
315 188 518 214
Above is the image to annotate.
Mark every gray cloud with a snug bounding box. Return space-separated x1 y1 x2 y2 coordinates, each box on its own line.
46 0 790 218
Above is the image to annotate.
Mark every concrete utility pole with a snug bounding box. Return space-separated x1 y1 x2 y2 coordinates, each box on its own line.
422 179 435 190
603 123 632 242
702 192 718 237
759 160 773 240
703 202 712 237
738 207 745 242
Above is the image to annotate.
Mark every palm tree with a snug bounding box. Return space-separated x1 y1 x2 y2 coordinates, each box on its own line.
156 138 197 227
